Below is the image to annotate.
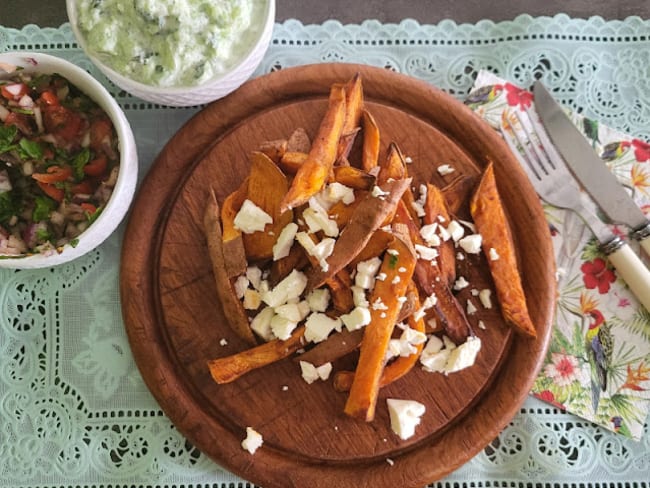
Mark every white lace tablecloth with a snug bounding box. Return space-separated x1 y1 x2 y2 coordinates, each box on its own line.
1 15 649 488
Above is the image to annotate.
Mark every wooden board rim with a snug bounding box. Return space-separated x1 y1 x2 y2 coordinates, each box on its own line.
120 63 556 488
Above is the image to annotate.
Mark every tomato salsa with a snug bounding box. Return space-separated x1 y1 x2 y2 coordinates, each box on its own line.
0 69 119 257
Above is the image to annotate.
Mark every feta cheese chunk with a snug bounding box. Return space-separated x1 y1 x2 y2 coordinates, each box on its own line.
261 269 307 308
307 288 331 313
386 399 426 440
299 360 333 384
355 257 382 289
446 220 465 242
340 306 371 331
437 164 455 176
479 289 493 309
419 223 440 247
250 307 275 341
303 197 339 237
458 234 483 254
489 247 500 261
241 427 263 454
270 314 298 340
444 336 482 373
234 200 273 233
272 222 298 261
304 312 342 343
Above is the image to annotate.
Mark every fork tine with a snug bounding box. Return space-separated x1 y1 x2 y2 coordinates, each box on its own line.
525 106 568 172
501 111 543 181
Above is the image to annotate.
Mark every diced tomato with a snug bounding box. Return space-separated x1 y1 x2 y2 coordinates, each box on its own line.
4 111 33 135
39 90 59 106
89 118 113 152
83 155 108 177
71 180 94 195
32 165 73 183
1 82 29 101
43 105 83 141
37 181 64 202
80 203 97 215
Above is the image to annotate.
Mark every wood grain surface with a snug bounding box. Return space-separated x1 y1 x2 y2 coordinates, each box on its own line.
120 63 556 488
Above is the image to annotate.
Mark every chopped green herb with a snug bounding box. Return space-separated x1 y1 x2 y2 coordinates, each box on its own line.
18 138 44 160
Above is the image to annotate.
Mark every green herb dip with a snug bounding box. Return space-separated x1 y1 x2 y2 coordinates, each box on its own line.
75 0 266 87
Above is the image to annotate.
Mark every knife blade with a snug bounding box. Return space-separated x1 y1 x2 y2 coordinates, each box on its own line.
533 81 650 255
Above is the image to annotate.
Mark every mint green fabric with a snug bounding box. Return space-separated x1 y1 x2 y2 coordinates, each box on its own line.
1 15 649 488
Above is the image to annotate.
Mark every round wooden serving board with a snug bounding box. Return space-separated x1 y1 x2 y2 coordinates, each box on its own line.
120 63 556 488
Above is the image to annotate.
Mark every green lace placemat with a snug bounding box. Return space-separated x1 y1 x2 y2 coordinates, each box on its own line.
1 15 649 488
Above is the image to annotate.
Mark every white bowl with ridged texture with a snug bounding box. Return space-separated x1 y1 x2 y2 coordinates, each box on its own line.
66 0 275 107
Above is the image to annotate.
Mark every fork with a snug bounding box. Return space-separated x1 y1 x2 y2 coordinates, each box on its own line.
500 108 650 311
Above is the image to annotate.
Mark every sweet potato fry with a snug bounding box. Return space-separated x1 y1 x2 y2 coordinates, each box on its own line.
361 110 380 171
333 165 376 190
342 73 364 135
207 327 306 384
307 177 411 291
279 151 308 175
349 229 393 267
204 189 257 346
344 226 417 421
424 183 456 285
441 173 478 216
470 162 536 338
243 151 294 261
220 179 249 278
377 142 407 185
394 199 471 345
334 284 425 392
335 128 360 166
280 84 347 212
269 244 309 286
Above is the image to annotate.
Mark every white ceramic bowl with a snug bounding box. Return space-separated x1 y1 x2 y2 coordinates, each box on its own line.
66 0 275 107
0 52 138 269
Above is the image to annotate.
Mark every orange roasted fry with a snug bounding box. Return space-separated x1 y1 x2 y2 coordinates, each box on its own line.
441 173 478 216
333 165 376 191
334 283 425 392
280 84 347 212
470 162 537 338
361 110 380 171
220 179 249 278
377 142 407 185
208 327 306 384
204 189 257 346
424 183 456 285
344 225 417 421
279 151 308 174
243 151 294 261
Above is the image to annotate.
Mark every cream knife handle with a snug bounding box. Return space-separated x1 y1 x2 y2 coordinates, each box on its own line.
608 243 650 312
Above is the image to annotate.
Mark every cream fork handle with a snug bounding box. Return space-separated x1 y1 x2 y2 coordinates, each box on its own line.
608 243 650 312
639 235 650 257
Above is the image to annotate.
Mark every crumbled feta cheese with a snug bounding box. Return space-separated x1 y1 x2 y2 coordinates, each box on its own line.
372 297 389 310
386 458 395 466
437 164 455 176
376 272 387 281
438 225 451 241
243 289 261 310
456 252 465 261
458 219 477 233
419 223 440 246
415 244 439 261
489 247 500 261
398 266 407 273
270 314 298 340
307 288 331 312
386 399 426 440
303 197 339 237
272 222 298 261
387 249 399 256
261 269 308 308
340 306 371 331
234 275 249 299
246 266 263 290
234 200 273 233
304 312 342 343
242 427 263 454
351 285 369 307
444 336 482 373
458 234 483 254
250 307 275 341
446 220 465 242
275 302 309 322
466 299 477 315
453 276 470 291
355 257 382 289
391 275 401 284
479 289 492 309
219 338 228 346
404 156 413 164
325 182 355 205
371 185 389 198
299 360 333 384
411 200 426 218
478 320 487 330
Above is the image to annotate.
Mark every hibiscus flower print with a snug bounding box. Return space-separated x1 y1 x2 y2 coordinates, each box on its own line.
534 389 566 410
544 353 583 387
504 82 533 110
631 139 650 162
581 257 616 293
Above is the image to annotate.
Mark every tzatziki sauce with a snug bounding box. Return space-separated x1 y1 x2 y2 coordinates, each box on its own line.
75 0 266 87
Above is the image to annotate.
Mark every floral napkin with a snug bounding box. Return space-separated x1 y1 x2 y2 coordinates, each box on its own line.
466 70 650 441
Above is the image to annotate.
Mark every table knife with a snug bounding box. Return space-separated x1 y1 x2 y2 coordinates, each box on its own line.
533 81 650 255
